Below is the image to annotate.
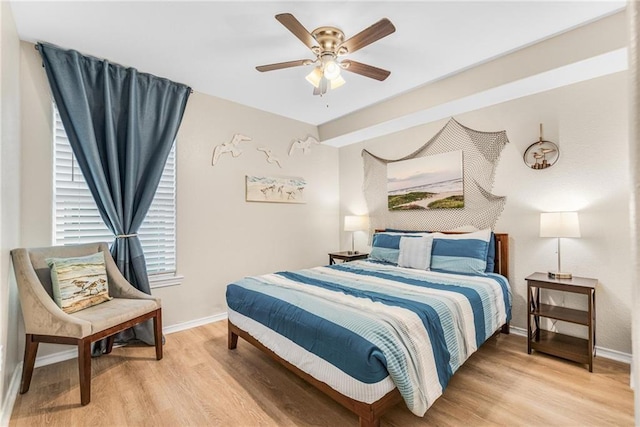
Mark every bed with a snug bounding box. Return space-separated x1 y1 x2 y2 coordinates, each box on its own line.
226 231 511 427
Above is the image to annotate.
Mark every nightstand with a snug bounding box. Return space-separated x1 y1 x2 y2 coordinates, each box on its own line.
526 272 597 371
328 251 369 265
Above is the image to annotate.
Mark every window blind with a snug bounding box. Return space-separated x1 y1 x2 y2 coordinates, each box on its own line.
53 106 177 276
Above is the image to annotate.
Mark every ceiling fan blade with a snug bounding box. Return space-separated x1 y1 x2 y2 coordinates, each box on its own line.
275 13 317 50
256 59 312 72
313 77 329 96
341 60 390 81
339 18 396 54
320 77 329 95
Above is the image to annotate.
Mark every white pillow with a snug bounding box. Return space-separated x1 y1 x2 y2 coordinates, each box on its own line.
398 235 434 270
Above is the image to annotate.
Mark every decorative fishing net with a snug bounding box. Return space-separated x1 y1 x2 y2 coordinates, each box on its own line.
362 118 509 232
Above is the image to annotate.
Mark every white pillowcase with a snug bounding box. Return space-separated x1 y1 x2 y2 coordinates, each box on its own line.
397 235 434 270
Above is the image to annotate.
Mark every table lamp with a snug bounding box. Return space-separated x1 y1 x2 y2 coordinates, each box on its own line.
539 211 581 279
344 215 369 254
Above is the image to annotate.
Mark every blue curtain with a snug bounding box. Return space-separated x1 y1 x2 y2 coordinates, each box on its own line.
38 42 190 346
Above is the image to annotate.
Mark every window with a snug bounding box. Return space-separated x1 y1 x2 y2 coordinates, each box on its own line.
53 105 178 282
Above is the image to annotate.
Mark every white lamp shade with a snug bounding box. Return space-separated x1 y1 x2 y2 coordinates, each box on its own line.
540 212 581 238
344 215 369 231
305 67 323 88
330 75 346 90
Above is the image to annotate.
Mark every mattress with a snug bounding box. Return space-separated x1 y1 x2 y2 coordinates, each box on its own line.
226 260 511 416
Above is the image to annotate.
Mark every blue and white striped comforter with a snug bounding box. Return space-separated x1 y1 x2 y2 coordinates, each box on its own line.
226 260 511 416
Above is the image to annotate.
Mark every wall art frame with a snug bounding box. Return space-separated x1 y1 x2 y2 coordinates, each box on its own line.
245 175 307 204
387 150 464 210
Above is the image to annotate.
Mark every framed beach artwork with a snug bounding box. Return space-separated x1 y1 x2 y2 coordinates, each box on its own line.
246 175 307 204
387 150 464 210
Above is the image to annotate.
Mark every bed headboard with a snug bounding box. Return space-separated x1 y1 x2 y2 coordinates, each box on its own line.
493 233 509 278
374 230 509 278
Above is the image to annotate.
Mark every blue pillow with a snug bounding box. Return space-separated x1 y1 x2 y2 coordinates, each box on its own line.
378 229 496 272
369 233 402 265
486 232 496 272
430 229 491 275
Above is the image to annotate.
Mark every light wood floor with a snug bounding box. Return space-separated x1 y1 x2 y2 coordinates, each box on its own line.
10 320 633 426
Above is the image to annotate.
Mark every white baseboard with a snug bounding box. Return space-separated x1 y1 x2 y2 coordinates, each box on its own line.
33 312 229 368
508 325 528 337
163 312 227 335
0 362 22 427
594 346 632 364
34 349 77 369
507 325 631 364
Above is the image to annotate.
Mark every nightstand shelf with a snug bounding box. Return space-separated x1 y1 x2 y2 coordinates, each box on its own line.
532 304 589 325
531 330 590 365
526 272 597 372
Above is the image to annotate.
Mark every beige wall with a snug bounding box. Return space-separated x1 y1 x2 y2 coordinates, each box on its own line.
18 42 340 356
338 71 631 354
0 0 22 411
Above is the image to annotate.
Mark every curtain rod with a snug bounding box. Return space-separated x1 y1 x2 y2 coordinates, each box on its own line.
35 44 194 94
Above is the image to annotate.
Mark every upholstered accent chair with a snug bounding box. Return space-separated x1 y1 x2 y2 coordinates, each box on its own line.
11 242 162 405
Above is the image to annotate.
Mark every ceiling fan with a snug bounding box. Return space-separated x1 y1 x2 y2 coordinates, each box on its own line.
256 13 396 96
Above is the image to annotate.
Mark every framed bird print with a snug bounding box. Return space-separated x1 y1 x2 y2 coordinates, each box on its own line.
245 176 307 204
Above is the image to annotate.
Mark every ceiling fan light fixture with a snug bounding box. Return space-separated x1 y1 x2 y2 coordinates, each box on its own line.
305 66 323 88
257 13 395 96
330 75 346 90
323 58 341 80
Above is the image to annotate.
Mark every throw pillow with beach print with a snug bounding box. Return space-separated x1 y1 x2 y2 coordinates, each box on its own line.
46 252 112 314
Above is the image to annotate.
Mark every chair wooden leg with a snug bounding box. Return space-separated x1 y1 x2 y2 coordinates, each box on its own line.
105 336 115 354
78 338 91 405
153 309 163 360
20 334 39 394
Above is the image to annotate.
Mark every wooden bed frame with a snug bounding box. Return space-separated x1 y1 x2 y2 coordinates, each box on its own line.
228 232 510 427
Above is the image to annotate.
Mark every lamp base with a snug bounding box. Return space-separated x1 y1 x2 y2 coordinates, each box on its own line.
548 271 573 279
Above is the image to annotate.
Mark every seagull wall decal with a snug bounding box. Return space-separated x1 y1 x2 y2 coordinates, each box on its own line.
257 147 283 168
211 133 252 166
289 135 320 156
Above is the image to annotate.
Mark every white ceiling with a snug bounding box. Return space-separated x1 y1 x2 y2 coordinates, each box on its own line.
10 1 625 126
